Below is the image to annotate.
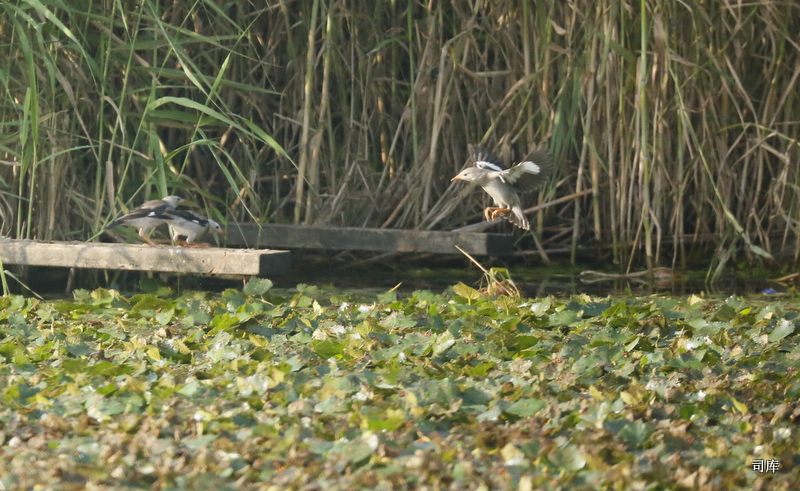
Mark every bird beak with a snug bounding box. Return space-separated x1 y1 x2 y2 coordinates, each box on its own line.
451 176 461 181
218 231 226 236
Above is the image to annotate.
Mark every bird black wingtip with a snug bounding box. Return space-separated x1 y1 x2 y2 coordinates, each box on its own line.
528 147 554 166
468 143 504 170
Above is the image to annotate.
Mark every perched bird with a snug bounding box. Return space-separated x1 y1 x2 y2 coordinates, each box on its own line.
106 195 186 245
451 144 554 230
155 208 225 247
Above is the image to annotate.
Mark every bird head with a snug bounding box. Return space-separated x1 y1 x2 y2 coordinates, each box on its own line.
451 167 490 184
207 219 226 236
162 195 188 207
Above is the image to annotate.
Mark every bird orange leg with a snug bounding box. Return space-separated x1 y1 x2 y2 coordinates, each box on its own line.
484 207 511 221
490 208 511 220
139 234 158 246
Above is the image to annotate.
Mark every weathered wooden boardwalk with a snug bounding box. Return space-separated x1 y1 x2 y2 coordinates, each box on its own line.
223 224 514 255
0 224 510 278
0 238 290 276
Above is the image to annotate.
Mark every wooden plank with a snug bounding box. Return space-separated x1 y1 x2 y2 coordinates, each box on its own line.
223 224 514 255
0 239 290 276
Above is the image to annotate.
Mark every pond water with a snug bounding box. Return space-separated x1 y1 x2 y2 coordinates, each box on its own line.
271 264 782 299
17 261 785 300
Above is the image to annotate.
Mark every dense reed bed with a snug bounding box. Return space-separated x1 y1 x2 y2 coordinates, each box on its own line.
1 0 799 276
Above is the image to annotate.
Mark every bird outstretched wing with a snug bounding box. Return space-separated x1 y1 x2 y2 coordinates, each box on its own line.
467 144 506 172
499 148 554 192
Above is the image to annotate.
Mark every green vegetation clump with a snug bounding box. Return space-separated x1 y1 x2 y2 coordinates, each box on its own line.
1 283 799 489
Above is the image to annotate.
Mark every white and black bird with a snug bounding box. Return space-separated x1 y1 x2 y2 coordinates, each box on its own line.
106 195 186 245
451 144 554 230
155 208 225 247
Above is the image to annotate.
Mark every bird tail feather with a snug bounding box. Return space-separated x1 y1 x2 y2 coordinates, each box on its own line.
507 207 530 230
106 219 124 230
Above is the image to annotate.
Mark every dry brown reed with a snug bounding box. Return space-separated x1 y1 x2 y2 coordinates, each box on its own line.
1 0 799 278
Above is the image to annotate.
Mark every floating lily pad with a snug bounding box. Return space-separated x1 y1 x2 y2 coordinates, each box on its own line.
2 286 799 489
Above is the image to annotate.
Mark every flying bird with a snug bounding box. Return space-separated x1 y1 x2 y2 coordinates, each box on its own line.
106 195 186 245
155 208 225 247
451 144 554 230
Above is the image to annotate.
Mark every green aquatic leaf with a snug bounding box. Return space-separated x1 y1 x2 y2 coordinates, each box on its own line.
366 416 405 432
155 308 174 325
549 308 581 326
60 358 89 373
582 301 611 317
311 339 345 359
130 295 174 314
222 289 247 309
466 361 496 377
178 378 200 396
243 277 273 296
376 289 397 303
431 331 456 356
548 444 586 471
380 312 417 329
314 396 349 415
713 304 737 322
505 398 546 417
291 293 314 308
617 420 654 446
208 312 242 332
453 282 481 303
65 342 91 357
768 319 795 343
